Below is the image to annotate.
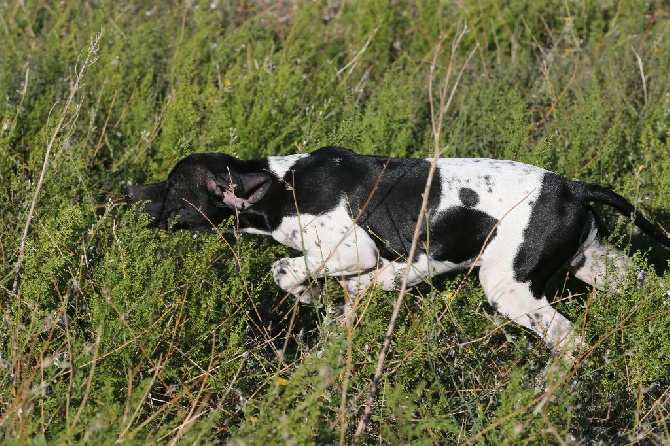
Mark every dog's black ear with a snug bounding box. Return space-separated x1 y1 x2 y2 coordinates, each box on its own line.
206 172 272 210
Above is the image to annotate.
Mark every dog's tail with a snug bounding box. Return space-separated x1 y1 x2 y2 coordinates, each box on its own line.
571 180 670 248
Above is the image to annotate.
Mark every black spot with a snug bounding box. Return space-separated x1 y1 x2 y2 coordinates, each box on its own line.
513 173 592 298
429 206 498 264
459 187 480 207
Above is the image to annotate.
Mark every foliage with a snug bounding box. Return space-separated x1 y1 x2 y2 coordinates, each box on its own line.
1 0 670 443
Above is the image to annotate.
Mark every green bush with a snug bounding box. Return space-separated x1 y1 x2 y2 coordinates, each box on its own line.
2 0 669 443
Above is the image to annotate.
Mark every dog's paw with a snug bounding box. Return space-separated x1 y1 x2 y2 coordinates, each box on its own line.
272 258 300 291
272 258 321 303
552 333 586 365
297 282 322 304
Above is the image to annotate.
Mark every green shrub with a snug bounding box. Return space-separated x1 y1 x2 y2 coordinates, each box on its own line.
2 0 669 443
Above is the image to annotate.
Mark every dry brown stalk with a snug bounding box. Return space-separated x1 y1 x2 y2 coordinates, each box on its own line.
353 26 478 442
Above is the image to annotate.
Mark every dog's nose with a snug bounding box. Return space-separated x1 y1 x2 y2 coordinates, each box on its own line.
124 186 136 204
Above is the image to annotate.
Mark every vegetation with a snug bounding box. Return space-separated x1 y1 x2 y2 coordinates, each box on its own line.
2 0 670 443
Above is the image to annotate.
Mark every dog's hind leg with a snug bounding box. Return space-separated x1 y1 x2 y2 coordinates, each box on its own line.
478 264 582 355
568 236 643 290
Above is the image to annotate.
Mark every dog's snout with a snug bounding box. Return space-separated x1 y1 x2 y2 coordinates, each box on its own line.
124 187 136 203
123 182 166 205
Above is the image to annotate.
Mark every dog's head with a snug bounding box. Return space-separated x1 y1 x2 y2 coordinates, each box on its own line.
125 154 272 232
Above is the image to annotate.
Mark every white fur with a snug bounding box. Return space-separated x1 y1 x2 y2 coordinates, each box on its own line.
267 153 309 179
271 199 379 300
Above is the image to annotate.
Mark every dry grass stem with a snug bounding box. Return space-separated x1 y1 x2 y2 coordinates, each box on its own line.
10 31 102 300
354 26 477 442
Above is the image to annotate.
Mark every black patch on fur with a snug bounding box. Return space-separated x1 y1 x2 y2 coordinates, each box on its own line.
428 206 498 264
283 146 441 259
459 187 479 207
513 173 592 298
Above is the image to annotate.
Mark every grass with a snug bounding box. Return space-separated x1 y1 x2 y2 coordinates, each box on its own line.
2 0 670 443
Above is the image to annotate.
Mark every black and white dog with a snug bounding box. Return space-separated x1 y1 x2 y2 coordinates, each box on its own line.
125 146 670 355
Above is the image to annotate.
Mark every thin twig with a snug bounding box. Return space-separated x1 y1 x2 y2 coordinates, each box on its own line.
10 31 101 300
116 354 165 442
168 331 217 445
336 23 381 80
354 26 476 442
631 46 647 106
92 88 118 160
69 328 102 431
339 293 355 446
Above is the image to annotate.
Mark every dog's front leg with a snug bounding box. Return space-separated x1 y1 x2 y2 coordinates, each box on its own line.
272 257 324 303
339 254 456 295
271 211 381 303
272 245 380 303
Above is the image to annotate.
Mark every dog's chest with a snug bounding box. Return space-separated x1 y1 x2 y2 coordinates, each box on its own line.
271 201 369 251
